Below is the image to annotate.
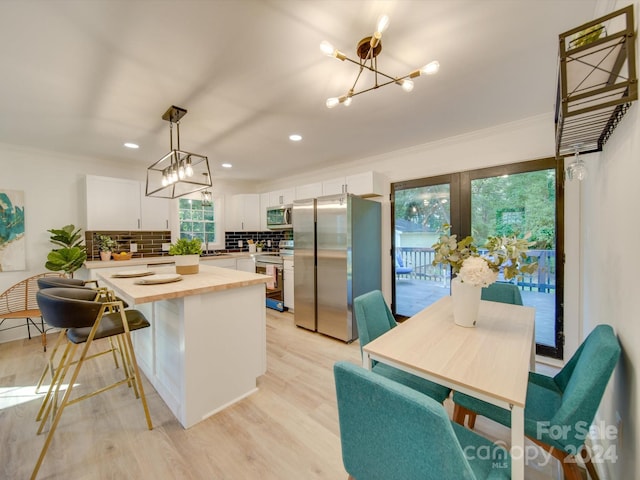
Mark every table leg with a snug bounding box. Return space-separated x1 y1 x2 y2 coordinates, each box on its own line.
362 352 372 370
511 405 525 480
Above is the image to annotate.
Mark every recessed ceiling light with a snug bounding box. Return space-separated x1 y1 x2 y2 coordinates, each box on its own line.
289 134 302 142
221 163 232 168
124 142 139 149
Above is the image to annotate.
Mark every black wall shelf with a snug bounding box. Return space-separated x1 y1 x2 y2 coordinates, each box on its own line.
555 5 637 157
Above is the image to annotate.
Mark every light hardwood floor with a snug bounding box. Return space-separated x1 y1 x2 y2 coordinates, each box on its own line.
1 310 562 479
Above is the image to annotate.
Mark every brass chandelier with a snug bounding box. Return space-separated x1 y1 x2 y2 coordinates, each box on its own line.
146 105 212 199
320 15 440 108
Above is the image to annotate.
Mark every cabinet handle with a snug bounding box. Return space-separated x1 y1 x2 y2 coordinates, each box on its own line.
166 220 169 229
138 218 141 229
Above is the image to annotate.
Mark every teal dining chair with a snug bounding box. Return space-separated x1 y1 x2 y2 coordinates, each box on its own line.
480 282 523 305
334 361 511 480
452 324 621 480
353 290 450 403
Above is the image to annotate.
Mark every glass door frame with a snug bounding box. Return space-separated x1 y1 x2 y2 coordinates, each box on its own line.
390 157 564 359
390 173 461 321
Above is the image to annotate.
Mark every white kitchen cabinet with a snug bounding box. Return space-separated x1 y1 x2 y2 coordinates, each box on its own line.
321 177 346 196
321 171 385 197
140 183 171 230
259 192 270 231
86 175 141 230
295 182 323 200
200 257 237 269
268 188 295 206
283 258 294 311
86 175 172 231
236 257 256 273
229 194 260 231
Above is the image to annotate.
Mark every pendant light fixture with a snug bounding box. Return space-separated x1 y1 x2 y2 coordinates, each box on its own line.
321 14 439 108
146 105 212 198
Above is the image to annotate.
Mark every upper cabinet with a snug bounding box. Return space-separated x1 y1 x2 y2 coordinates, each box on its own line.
259 192 270 231
140 185 171 230
555 5 637 157
321 171 385 197
295 182 323 201
268 188 295 206
229 194 261 231
85 175 170 231
86 175 142 230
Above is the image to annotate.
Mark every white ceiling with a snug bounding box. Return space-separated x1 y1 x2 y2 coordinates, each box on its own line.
0 0 598 182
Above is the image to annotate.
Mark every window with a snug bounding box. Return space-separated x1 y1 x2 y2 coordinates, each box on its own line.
178 198 216 244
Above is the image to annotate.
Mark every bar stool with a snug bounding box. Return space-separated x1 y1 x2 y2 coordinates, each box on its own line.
31 287 153 480
34 278 127 397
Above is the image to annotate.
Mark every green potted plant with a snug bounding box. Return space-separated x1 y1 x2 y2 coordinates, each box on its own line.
255 240 265 252
432 224 538 327
94 234 118 261
45 224 88 276
169 237 203 274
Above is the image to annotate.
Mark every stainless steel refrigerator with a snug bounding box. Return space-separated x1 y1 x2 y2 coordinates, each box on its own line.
293 194 381 342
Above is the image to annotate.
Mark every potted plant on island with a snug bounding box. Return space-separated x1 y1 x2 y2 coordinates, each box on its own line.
45 224 87 277
169 237 203 274
431 224 538 327
94 234 118 261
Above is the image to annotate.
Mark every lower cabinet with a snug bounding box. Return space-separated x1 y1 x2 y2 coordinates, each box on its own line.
236 258 256 273
283 258 294 311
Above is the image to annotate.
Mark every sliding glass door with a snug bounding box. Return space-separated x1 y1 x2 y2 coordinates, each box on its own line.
391 158 563 359
391 174 459 318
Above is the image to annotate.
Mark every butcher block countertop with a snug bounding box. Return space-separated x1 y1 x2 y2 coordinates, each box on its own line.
97 264 270 304
84 252 254 269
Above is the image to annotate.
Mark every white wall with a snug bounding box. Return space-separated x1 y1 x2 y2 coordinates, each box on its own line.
0 142 254 343
580 103 639 478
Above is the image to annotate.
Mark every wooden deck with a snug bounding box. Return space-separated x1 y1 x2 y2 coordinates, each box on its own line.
395 278 556 348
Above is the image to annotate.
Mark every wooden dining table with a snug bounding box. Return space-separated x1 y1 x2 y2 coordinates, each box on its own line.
362 295 535 480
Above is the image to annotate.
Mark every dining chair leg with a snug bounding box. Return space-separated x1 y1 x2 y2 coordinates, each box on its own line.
452 403 476 428
580 445 600 480
528 437 583 480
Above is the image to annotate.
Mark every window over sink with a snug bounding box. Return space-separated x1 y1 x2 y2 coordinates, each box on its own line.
178 197 218 245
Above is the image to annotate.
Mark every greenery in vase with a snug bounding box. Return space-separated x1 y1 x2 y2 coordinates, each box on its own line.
432 224 538 287
45 224 87 275
169 238 202 255
94 234 118 252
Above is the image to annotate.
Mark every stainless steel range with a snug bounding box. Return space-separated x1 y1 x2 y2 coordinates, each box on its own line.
255 240 293 311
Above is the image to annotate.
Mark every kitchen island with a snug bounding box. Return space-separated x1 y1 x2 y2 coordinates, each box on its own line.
97 264 270 428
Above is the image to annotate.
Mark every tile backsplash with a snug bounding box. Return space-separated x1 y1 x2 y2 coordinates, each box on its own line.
85 229 292 259
86 230 171 260
224 230 291 252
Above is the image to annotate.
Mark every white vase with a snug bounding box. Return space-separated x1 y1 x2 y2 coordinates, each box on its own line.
100 251 112 261
451 277 482 327
174 254 200 275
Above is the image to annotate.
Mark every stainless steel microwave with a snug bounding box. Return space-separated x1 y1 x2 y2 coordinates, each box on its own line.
266 205 292 230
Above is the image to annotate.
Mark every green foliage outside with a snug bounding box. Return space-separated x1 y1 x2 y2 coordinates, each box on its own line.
394 170 555 250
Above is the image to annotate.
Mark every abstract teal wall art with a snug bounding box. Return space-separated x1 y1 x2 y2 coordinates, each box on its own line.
0 189 26 271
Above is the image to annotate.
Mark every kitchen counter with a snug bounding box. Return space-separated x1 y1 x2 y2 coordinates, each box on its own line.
97 265 270 429
84 252 255 269
97 264 268 304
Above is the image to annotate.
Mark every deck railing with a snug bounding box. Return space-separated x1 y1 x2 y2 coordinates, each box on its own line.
396 248 556 293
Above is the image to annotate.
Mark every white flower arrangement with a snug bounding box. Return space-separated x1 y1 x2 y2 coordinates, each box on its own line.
432 224 538 287
458 256 498 287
